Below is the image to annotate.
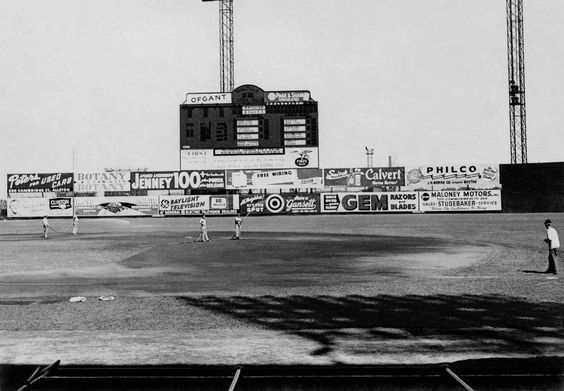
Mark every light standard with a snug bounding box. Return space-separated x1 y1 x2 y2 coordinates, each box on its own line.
365 147 374 168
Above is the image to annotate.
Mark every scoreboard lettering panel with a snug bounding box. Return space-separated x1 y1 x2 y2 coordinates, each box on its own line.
180 85 318 154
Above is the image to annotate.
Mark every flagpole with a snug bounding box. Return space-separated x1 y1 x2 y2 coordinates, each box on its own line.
72 146 75 215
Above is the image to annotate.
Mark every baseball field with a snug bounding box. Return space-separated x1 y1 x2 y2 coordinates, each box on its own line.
0 213 563 389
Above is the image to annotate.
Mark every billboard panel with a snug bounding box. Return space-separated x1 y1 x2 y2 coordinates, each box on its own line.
214 148 284 155
323 167 405 188
237 120 258 126
7 173 74 193
226 169 323 190
242 106 265 115
321 192 419 213
184 92 231 105
283 194 320 214
74 196 159 216
285 133 306 139
7 197 74 218
236 126 259 133
74 171 130 193
6 192 52 198
284 140 306 146
236 141 259 147
284 118 306 125
404 164 500 190
130 170 225 190
284 126 306 132
159 195 236 215
181 148 319 170
418 190 502 212
239 193 320 215
265 91 311 103
237 133 259 140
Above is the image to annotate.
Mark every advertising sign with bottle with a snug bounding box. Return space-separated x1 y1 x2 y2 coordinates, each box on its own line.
323 167 405 188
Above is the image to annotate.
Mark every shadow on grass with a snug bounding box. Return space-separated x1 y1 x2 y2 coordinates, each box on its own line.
521 270 551 274
178 295 564 359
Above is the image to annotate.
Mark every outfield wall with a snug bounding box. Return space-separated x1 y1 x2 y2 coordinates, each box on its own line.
7 164 502 196
4 162 563 217
500 162 564 213
5 191 504 218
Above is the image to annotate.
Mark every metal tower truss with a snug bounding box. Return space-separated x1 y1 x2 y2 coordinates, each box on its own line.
203 0 234 92
219 0 234 92
506 0 527 164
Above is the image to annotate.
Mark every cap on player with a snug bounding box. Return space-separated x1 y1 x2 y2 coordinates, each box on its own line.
544 219 552 225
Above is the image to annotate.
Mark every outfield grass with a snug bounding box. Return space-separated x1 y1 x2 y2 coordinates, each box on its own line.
0 213 562 367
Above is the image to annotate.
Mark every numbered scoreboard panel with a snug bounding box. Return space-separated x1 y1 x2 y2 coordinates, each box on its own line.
180 85 318 155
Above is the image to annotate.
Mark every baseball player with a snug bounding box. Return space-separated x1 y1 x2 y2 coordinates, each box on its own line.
72 214 79 235
232 212 243 240
196 214 210 242
42 216 50 238
544 219 560 275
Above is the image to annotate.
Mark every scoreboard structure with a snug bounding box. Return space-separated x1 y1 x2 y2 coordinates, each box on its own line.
180 84 319 170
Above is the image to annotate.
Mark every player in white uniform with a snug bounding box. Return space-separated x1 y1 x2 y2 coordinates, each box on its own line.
42 216 50 238
544 219 560 275
196 214 210 242
232 213 242 240
72 215 79 235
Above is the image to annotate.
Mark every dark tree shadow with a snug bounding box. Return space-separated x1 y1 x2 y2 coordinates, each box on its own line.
520 270 550 274
178 295 564 359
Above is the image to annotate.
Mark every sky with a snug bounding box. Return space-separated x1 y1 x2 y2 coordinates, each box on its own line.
1 0 563 196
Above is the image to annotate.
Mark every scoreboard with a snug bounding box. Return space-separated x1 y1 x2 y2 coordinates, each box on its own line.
179 84 319 169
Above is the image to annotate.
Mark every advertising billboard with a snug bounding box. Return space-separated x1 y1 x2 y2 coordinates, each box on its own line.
265 91 311 103
184 92 232 105
404 164 500 190
7 197 74 218
323 167 405 188
158 195 236 215
239 193 320 215
74 196 159 216
418 190 502 212
7 173 74 193
321 192 419 213
130 170 225 190
226 169 323 190
283 194 320 214
74 171 130 193
181 147 319 170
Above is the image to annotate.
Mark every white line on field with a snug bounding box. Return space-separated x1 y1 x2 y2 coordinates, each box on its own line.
430 276 499 279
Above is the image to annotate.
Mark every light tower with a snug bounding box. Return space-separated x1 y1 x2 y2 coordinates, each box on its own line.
365 147 374 168
203 0 234 92
506 0 527 163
